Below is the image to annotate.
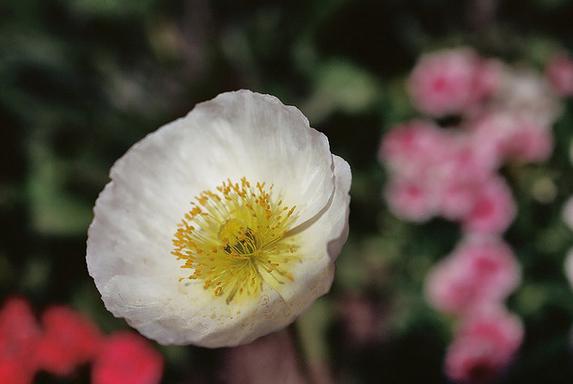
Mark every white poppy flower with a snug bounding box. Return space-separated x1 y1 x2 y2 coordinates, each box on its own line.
86 90 351 347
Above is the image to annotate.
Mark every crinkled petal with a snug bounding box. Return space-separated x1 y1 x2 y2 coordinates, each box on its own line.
276 156 351 308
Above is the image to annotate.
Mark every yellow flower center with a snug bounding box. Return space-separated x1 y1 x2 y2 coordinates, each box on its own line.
172 178 301 304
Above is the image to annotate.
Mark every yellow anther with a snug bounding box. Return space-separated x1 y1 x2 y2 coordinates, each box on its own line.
172 178 301 304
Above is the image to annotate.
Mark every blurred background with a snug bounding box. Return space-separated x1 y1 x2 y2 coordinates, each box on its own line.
3 0 573 383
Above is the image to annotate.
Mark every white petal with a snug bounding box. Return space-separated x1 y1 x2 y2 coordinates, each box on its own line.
189 91 335 227
276 155 351 308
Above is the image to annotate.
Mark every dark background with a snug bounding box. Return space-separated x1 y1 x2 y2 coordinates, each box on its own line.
2 0 573 382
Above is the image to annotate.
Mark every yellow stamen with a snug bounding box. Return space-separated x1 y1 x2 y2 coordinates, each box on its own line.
172 178 301 304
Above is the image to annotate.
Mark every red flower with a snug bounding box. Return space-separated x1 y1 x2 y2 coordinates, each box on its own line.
0 297 41 384
0 361 35 384
92 332 163 384
36 306 103 377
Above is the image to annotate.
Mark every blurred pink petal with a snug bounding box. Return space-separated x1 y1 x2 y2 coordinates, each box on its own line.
385 178 437 222
92 332 163 384
36 306 103 377
382 122 509 225
546 53 573 97
469 112 552 165
503 121 553 163
379 119 447 179
436 180 478 220
0 297 41 384
445 307 523 383
474 59 503 104
468 112 520 165
425 237 520 315
434 135 499 219
408 48 498 117
462 177 516 234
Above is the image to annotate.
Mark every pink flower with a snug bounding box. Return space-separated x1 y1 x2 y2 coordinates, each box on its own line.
92 332 163 384
0 298 41 384
425 237 520 315
468 113 520 165
379 120 447 179
381 123 504 224
546 53 573 97
385 178 437 222
503 121 553 163
462 177 516 234
474 59 503 104
445 307 523 383
433 135 499 219
436 180 478 221
408 48 499 117
469 112 552 165
35 306 103 377
436 133 499 181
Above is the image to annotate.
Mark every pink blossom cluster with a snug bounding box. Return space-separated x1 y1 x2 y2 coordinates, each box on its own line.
381 120 519 230
425 237 520 316
425 237 524 383
0 297 163 384
407 48 500 117
381 49 559 229
380 47 565 382
445 307 524 383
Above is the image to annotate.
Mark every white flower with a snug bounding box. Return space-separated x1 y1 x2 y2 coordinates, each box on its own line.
86 90 351 348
